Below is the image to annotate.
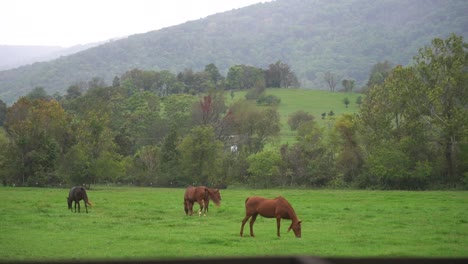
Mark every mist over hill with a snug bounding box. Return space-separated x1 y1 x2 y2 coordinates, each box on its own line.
0 0 466 104
0 41 106 71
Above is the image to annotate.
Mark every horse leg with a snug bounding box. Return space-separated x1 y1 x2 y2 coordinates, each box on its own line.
202 200 207 216
249 213 258 237
240 214 251 237
189 201 194 216
198 200 204 216
77 201 80 213
73 201 77 212
184 200 190 215
197 199 205 216
276 217 281 237
84 202 88 213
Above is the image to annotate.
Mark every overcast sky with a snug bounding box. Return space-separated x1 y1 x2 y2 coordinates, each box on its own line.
1 0 272 47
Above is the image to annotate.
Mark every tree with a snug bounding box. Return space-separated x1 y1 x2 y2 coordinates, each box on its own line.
366 61 394 88
324 71 339 92
333 114 363 183
112 76 121 87
65 85 83 100
413 34 468 183
286 120 337 186
355 96 363 107
4 98 70 185
0 99 6 126
177 126 224 186
247 150 282 188
288 110 314 131
342 79 355 92
62 111 117 186
159 126 181 186
204 63 223 85
226 65 265 90
264 60 299 88
343 97 350 108
26 87 50 100
229 100 281 154
88 77 106 89
130 146 159 186
358 34 467 188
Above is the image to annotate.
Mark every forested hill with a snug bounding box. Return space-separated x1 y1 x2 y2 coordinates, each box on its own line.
0 0 466 104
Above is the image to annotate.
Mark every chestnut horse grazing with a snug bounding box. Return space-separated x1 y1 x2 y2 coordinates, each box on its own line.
184 186 221 216
67 186 93 213
240 196 302 238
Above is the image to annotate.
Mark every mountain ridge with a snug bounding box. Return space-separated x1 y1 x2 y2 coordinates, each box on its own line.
0 0 466 104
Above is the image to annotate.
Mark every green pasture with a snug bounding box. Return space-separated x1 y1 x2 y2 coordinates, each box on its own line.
0 187 467 261
228 89 362 144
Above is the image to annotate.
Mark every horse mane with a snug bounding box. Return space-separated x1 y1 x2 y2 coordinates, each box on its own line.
276 196 299 223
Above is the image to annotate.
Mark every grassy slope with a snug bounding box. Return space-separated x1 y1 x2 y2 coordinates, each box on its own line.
227 88 362 144
1 187 466 261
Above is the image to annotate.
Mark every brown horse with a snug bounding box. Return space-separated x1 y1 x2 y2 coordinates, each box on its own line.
184 185 221 216
240 196 302 238
67 186 93 213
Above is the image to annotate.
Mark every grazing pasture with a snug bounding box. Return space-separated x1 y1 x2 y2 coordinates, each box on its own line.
0 187 466 261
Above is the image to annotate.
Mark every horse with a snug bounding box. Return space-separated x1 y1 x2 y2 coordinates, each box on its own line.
184 185 221 216
240 196 302 238
67 186 93 213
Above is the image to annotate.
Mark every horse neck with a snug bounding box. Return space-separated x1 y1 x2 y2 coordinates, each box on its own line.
284 202 299 223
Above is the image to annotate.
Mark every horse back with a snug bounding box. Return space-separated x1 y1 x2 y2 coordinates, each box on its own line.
184 185 206 201
69 186 87 202
246 196 294 219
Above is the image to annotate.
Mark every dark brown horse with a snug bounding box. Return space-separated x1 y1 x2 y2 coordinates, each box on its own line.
184 185 221 216
240 196 302 238
67 186 93 213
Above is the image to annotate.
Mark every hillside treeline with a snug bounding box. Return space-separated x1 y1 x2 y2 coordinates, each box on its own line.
1 0 466 104
0 35 466 189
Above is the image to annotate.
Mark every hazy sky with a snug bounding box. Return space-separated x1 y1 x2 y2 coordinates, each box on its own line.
1 0 272 47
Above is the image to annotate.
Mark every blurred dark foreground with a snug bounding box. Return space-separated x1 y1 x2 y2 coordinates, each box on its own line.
4 257 467 264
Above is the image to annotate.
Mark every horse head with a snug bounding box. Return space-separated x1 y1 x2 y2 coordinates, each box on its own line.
287 220 302 238
67 197 72 210
207 188 221 206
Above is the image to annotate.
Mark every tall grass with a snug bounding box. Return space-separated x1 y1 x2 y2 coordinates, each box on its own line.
0 187 466 261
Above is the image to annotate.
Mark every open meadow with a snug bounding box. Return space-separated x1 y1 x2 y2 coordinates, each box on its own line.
0 187 467 261
228 88 363 144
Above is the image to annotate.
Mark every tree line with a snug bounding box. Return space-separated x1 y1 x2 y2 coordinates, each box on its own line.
0 35 466 189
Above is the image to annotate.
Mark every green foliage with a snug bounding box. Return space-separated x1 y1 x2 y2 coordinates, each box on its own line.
256 94 281 106
343 97 350 108
358 34 467 188
177 126 224 186
366 61 394 88
287 110 314 131
3 98 69 186
264 60 300 88
1 35 466 190
246 150 282 188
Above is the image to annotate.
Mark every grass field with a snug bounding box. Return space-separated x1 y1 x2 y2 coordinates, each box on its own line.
0 187 467 261
227 89 362 144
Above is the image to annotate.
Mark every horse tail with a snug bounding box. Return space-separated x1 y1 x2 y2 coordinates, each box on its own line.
81 187 92 206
